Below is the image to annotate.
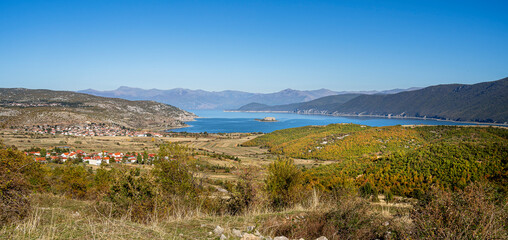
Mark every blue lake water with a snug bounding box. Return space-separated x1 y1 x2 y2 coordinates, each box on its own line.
168 110 489 133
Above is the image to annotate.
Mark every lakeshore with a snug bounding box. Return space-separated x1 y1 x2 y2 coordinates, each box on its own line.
169 110 504 133
225 110 508 127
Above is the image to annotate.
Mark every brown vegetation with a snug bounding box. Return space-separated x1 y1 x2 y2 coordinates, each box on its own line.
411 183 507 239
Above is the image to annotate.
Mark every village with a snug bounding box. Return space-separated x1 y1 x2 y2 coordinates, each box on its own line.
25 148 158 166
14 123 164 137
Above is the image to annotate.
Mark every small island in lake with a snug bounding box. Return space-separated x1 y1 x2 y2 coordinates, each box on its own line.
255 117 278 122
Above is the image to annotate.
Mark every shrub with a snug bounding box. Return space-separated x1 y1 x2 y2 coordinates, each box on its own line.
50 164 93 199
263 196 391 240
320 197 387 239
98 143 204 222
0 143 44 225
154 142 198 197
385 190 394 202
153 142 202 216
91 167 115 199
106 169 159 223
157 142 193 162
225 168 258 215
152 156 198 202
411 182 508 239
265 156 304 209
359 181 379 201
0 145 32 225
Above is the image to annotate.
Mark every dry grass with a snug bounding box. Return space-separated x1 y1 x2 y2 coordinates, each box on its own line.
0 193 274 239
0 190 417 240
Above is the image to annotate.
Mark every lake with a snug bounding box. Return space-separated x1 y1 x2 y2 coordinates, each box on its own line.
168 110 489 133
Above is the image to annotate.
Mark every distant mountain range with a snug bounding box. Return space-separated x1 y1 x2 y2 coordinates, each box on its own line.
0 88 196 130
236 94 363 112
236 77 508 124
78 87 420 110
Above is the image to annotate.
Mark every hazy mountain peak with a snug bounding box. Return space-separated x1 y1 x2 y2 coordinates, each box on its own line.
280 88 295 92
78 86 420 110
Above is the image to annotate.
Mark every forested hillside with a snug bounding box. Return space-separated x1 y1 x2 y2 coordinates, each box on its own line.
237 77 508 124
335 77 508 123
243 124 508 197
236 94 362 112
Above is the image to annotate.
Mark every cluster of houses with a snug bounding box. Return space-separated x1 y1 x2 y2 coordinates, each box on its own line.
26 149 157 166
17 123 164 137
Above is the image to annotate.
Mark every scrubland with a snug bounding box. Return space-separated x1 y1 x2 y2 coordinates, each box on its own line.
1 124 507 239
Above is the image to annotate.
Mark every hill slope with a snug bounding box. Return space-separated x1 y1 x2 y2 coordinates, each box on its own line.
236 94 362 112
334 77 508 123
0 88 196 130
237 77 508 124
243 124 508 197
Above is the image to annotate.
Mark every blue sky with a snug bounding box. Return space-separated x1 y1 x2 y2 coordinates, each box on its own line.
1 0 507 92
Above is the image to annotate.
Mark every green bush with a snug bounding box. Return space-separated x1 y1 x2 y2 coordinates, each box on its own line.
152 158 198 202
0 145 32 225
154 143 199 199
265 156 304 209
385 190 394 202
50 164 93 199
359 182 378 200
106 168 158 223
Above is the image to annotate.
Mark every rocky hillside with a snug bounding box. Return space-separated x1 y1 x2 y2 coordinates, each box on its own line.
0 88 196 130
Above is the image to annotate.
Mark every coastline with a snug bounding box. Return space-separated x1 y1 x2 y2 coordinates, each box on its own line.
225 110 508 127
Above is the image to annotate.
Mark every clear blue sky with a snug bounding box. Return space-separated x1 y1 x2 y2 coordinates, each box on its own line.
1 0 507 92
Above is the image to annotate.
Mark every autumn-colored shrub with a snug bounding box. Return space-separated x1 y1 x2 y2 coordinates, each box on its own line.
247 125 508 199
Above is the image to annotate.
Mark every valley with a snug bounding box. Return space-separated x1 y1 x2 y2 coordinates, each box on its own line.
1 123 506 239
